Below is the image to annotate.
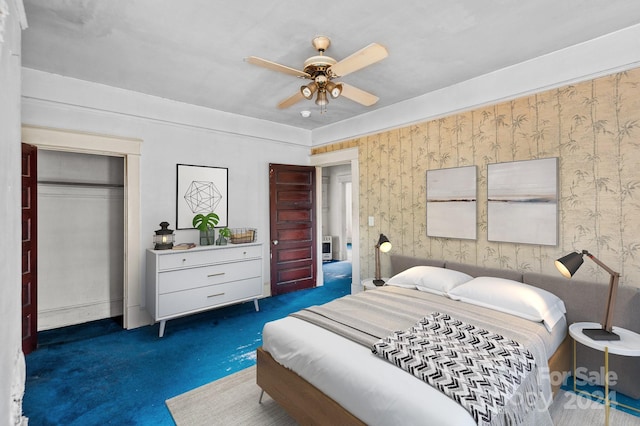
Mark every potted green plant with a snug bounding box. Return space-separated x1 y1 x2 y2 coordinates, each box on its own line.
216 227 231 245
192 212 219 245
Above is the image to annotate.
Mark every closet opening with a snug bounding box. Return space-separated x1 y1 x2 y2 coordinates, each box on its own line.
37 150 125 331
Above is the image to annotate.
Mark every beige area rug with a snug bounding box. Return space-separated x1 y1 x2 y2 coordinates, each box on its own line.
167 366 640 425
166 366 296 426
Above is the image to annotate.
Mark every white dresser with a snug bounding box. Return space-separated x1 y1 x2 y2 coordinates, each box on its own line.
146 242 263 337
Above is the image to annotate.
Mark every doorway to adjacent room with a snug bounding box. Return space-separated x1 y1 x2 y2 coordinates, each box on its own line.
311 148 360 293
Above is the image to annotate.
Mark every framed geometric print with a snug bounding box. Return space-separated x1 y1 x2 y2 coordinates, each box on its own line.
176 164 228 229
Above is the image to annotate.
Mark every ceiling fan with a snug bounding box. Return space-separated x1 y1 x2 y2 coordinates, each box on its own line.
245 36 388 110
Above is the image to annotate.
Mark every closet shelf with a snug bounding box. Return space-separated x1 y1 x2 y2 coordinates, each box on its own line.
38 180 124 189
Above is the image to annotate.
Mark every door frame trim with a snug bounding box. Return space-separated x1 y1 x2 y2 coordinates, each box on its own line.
310 148 360 293
21 125 147 329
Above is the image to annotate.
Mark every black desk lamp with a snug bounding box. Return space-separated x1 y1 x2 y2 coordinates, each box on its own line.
555 250 620 340
374 234 392 286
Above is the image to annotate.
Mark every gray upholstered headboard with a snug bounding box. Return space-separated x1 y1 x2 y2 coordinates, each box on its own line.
389 254 640 399
390 254 445 272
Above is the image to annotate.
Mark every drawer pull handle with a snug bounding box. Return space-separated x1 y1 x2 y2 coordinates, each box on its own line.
207 292 225 298
207 272 225 277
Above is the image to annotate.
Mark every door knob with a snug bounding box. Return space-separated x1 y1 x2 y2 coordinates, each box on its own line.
272 240 279 245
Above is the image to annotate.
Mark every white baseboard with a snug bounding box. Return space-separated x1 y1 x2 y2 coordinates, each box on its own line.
38 299 123 331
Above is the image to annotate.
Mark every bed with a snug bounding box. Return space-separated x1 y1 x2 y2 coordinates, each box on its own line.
256 255 639 425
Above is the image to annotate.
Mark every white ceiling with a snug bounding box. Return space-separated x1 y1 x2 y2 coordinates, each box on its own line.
21 1 640 131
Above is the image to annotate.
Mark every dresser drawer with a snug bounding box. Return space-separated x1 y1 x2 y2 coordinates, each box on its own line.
157 244 262 270
157 277 262 318
157 259 261 294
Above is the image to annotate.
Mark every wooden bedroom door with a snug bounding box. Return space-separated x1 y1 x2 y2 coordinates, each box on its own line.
269 164 317 296
22 143 38 354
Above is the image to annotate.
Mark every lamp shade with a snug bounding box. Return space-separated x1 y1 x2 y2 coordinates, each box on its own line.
377 234 392 253
315 90 328 106
326 81 343 98
301 82 318 99
554 251 584 278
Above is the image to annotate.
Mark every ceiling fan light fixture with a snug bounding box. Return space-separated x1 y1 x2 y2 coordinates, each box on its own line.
247 36 388 110
326 81 342 98
301 82 318 99
315 90 328 106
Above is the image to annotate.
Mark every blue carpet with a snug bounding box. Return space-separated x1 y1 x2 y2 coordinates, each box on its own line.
322 258 353 280
562 376 640 418
24 262 352 425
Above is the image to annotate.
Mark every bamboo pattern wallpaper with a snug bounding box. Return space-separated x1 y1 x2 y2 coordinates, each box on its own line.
315 68 640 288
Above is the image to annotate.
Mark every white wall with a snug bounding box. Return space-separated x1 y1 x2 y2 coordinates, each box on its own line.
0 0 27 423
21 69 312 325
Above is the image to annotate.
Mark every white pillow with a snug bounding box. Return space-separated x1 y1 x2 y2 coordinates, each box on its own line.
386 266 473 295
447 276 566 332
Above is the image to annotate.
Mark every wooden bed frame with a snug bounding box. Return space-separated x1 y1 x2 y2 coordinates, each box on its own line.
257 346 366 425
256 331 572 425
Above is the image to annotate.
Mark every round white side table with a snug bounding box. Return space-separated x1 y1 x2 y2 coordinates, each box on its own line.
569 322 640 425
361 278 389 291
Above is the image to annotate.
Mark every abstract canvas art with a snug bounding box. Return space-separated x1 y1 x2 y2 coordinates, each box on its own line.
176 164 228 229
487 157 558 245
426 166 477 240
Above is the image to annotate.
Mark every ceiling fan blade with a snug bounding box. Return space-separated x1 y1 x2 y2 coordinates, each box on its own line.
339 83 379 106
328 43 388 78
277 91 305 109
245 56 311 78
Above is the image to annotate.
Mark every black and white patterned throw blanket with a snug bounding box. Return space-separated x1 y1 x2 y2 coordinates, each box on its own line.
372 312 539 426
